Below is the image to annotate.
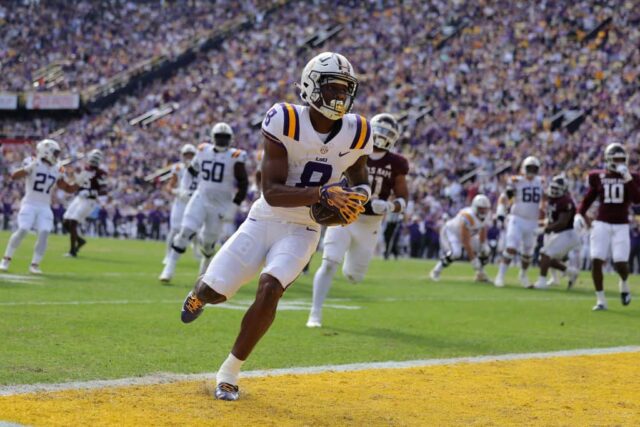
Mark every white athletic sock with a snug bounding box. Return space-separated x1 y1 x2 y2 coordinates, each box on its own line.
4 228 28 259
596 290 607 306
497 261 509 278
433 261 444 273
310 259 339 319
216 353 245 386
619 280 630 293
31 231 49 265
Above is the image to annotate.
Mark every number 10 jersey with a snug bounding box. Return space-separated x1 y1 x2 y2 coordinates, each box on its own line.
578 169 640 224
251 102 374 226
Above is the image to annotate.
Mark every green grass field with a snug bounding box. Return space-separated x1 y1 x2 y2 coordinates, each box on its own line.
1 231 639 386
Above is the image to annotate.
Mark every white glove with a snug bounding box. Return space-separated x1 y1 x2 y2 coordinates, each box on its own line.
471 257 482 272
616 164 632 183
371 199 394 215
574 213 588 233
480 243 490 257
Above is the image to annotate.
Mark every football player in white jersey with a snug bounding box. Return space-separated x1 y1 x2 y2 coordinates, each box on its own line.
0 139 78 274
306 113 409 328
162 144 198 264
159 123 248 282
177 52 373 401
429 195 492 282
494 156 545 287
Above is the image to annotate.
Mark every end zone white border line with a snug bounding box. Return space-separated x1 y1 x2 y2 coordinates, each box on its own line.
1 345 639 397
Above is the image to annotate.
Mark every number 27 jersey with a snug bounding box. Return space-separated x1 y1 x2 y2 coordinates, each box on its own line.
22 158 61 206
251 102 373 225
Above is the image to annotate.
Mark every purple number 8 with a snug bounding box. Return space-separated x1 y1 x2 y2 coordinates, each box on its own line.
264 108 277 126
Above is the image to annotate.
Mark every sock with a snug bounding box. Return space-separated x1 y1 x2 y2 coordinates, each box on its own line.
433 261 444 273
32 231 49 265
310 259 339 319
619 280 630 293
596 290 607 306
498 261 508 278
520 267 528 276
4 228 28 259
216 353 245 386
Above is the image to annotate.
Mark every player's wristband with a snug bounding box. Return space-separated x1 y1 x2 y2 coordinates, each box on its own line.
352 184 371 203
394 197 406 213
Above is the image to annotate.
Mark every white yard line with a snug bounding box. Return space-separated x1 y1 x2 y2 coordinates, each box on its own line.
1 345 638 397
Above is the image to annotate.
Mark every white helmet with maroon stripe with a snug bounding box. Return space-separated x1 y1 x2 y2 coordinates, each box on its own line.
299 52 358 120
371 113 401 151
604 142 627 172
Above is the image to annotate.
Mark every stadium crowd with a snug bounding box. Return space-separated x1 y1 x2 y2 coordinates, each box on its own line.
1 0 640 263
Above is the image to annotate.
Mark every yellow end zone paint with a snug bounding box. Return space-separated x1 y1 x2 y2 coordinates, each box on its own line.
1 353 639 426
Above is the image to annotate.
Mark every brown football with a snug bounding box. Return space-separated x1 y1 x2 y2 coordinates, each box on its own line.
310 203 345 226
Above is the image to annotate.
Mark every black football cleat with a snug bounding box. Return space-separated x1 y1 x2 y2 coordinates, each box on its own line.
76 238 87 253
214 382 239 401
181 291 205 323
621 292 631 306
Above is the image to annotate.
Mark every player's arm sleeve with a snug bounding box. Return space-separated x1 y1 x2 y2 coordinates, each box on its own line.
233 152 249 205
578 174 598 215
188 147 205 176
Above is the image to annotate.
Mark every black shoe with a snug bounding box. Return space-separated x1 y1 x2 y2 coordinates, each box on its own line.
621 292 631 306
214 382 239 401
76 238 87 253
181 291 205 323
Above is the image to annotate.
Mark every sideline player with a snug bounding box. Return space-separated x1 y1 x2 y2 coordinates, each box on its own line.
429 194 492 282
63 149 108 257
533 174 580 289
0 139 78 273
494 156 545 287
307 113 409 328
178 52 373 401
575 143 640 310
162 144 198 264
159 123 248 281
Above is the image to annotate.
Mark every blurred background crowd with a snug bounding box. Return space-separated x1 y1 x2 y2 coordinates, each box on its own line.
1 0 639 266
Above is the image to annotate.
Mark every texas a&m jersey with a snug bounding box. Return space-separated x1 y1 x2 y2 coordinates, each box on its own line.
364 151 409 216
21 157 62 206
547 194 576 232
507 175 544 221
251 102 373 225
191 143 247 205
75 165 108 199
578 169 640 224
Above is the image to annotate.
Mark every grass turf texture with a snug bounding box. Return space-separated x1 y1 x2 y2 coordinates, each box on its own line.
1 231 639 386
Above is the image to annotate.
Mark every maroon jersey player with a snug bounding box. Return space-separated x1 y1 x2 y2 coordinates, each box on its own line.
534 175 580 289
307 113 409 328
575 143 640 310
63 149 108 257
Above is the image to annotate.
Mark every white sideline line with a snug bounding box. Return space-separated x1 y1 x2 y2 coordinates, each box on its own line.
1 345 638 397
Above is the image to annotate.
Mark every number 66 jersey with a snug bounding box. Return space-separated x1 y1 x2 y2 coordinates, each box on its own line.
251 102 373 226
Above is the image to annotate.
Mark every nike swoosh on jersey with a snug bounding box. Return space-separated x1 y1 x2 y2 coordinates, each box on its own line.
338 151 350 157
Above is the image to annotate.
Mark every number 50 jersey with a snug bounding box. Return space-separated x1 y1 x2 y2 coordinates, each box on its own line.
21 157 62 206
191 143 247 206
250 102 374 226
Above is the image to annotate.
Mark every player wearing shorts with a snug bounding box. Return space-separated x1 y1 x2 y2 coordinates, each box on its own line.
159 123 249 281
574 143 640 310
306 113 409 328
177 52 373 401
533 174 580 289
162 144 198 264
494 156 545 287
0 140 78 273
63 149 108 257
429 194 492 282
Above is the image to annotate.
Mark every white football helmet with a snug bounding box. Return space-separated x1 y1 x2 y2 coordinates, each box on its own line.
299 52 358 120
180 143 197 161
210 122 233 151
36 139 61 165
604 142 627 172
471 194 491 221
87 149 103 167
371 113 401 151
521 156 541 177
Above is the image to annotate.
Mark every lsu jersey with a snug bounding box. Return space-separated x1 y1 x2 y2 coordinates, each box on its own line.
446 207 486 238
21 157 61 206
171 162 198 198
250 102 374 226
508 175 544 221
191 144 247 205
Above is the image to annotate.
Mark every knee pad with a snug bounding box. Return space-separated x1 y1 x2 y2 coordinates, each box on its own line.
502 249 514 261
440 251 454 267
521 254 533 264
172 228 196 252
200 240 216 258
